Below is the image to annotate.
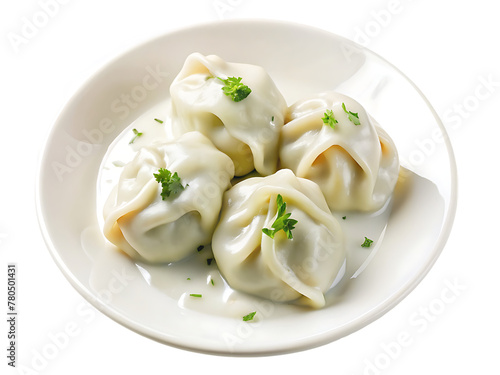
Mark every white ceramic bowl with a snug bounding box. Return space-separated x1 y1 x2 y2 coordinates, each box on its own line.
36 20 457 355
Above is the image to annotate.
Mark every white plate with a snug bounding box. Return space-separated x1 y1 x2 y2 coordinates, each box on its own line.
36 20 457 355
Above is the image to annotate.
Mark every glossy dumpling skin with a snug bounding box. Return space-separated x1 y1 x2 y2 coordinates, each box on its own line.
103 132 234 263
212 169 345 308
280 92 399 212
169 53 287 176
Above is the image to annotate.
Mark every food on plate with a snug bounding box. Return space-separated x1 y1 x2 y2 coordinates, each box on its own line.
102 131 234 263
280 92 399 211
169 53 287 176
212 169 345 308
100 53 400 310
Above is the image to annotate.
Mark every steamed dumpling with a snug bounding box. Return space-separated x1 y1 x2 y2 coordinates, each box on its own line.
103 132 234 263
280 92 399 212
212 169 345 308
170 53 287 176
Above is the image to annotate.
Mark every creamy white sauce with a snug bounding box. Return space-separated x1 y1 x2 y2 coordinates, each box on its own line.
93 100 393 318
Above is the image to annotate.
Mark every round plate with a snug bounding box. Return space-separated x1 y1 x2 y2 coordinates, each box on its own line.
36 20 457 355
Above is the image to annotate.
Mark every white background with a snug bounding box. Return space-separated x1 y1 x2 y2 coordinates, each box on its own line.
1 0 499 374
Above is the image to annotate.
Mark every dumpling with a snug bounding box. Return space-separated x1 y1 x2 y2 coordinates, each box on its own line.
280 92 399 212
169 52 287 176
103 131 234 263
212 169 345 308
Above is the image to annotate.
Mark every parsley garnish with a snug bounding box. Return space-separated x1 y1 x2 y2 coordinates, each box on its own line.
242 311 256 321
189 294 202 298
153 168 186 200
217 76 252 102
361 237 373 247
129 128 143 144
154 118 163 124
262 194 298 240
322 109 338 129
342 216 347 220
342 103 360 125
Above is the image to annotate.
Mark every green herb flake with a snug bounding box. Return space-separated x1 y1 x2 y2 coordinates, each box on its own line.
361 237 374 248
154 118 164 124
187 278 191 280
322 109 338 129
153 168 186 200
342 216 347 220
129 128 143 144
242 311 256 322
210 278 215 286
217 76 252 102
342 103 361 125
262 194 298 240
189 294 202 298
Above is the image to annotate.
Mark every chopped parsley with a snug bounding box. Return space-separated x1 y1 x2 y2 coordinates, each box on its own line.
128 128 143 144
262 194 298 240
189 294 202 298
322 109 338 129
210 278 215 286
342 103 360 125
242 311 256 321
342 216 347 220
154 118 164 124
361 237 374 247
217 76 252 102
153 168 186 200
